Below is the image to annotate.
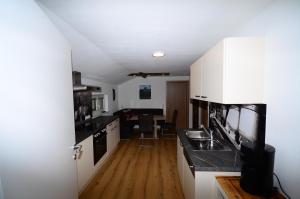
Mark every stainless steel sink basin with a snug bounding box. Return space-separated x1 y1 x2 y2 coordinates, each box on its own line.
186 130 210 140
190 139 232 151
186 129 232 151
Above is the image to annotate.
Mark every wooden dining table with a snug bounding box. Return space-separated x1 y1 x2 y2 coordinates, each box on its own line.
129 115 166 139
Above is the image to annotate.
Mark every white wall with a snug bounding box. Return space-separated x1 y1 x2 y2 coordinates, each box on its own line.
0 1 78 199
118 76 192 127
233 0 300 197
81 77 118 115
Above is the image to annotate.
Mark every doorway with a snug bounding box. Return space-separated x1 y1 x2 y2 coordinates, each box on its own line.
166 81 189 128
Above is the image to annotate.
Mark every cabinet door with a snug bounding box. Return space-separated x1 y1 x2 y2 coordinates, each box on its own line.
106 123 114 153
190 37 265 104
223 37 265 104
190 58 202 99
76 136 94 192
201 41 224 103
183 156 195 199
177 137 184 185
115 119 120 144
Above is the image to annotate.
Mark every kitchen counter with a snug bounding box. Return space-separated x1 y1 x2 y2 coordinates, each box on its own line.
177 128 241 172
75 115 119 144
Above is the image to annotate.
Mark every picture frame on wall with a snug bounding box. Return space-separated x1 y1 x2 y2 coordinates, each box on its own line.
139 85 151 99
112 89 116 101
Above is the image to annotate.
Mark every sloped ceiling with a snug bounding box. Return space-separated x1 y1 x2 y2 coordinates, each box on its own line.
37 0 272 84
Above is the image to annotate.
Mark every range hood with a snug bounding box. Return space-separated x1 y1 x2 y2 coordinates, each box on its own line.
72 71 101 92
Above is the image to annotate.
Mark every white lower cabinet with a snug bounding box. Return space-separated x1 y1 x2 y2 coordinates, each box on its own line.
177 136 240 199
115 118 120 144
76 135 94 193
76 118 120 193
106 119 120 155
177 137 184 184
107 122 114 154
183 156 195 199
178 136 195 199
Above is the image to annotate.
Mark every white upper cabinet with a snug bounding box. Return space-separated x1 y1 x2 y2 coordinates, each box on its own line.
190 57 203 100
190 37 265 104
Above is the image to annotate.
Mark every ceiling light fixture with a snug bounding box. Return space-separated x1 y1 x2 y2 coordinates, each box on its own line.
152 51 165 58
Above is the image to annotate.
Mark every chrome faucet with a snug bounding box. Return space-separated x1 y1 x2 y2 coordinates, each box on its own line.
209 128 214 140
209 129 214 147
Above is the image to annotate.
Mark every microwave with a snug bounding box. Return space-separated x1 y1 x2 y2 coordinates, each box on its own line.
91 92 108 118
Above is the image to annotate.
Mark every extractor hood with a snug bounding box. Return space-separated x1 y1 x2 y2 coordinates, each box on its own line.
72 71 101 92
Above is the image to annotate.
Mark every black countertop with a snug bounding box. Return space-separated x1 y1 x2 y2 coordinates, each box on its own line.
75 115 119 144
177 128 241 172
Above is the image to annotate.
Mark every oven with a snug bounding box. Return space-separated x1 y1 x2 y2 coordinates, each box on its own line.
93 127 107 165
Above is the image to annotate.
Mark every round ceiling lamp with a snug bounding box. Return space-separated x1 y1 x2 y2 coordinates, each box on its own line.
152 51 165 58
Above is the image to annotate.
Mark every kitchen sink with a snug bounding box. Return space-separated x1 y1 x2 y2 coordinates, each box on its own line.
190 139 231 151
186 130 210 140
186 129 232 151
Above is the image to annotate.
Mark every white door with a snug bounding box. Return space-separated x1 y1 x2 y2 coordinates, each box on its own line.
0 1 78 199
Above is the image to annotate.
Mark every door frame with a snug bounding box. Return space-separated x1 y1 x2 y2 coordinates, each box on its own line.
166 80 189 128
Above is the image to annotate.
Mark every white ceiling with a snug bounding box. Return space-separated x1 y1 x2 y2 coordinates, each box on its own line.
37 0 272 84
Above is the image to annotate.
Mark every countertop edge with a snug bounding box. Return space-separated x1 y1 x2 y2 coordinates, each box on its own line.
75 115 119 144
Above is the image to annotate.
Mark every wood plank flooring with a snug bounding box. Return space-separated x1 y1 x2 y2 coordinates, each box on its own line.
80 138 184 199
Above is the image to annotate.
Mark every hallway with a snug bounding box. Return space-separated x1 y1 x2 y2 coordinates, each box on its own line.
80 138 184 199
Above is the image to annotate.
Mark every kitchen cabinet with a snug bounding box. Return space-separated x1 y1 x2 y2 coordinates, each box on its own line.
177 137 184 184
106 118 120 155
76 135 94 193
77 118 120 193
183 155 195 199
107 122 114 153
177 136 240 199
190 37 265 104
190 57 203 100
114 118 120 144
177 136 195 199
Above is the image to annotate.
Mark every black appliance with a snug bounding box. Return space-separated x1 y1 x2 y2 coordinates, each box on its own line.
240 142 275 196
72 71 101 92
72 71 102 122
93 127 107 165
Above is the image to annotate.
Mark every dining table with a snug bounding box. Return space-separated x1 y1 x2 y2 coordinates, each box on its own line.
129 114 166 139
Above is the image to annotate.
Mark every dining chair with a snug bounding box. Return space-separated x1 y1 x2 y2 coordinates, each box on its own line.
138 114 154 146
161 109 178 136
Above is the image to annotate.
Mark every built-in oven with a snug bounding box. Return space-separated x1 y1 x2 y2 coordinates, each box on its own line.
93 127 107 165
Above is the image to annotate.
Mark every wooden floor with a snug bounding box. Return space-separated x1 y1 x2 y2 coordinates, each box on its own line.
80 138 184 199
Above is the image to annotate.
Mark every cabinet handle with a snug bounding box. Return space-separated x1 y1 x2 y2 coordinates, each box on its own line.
195 95 200 98
72 145 82 160
201 96 207 98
